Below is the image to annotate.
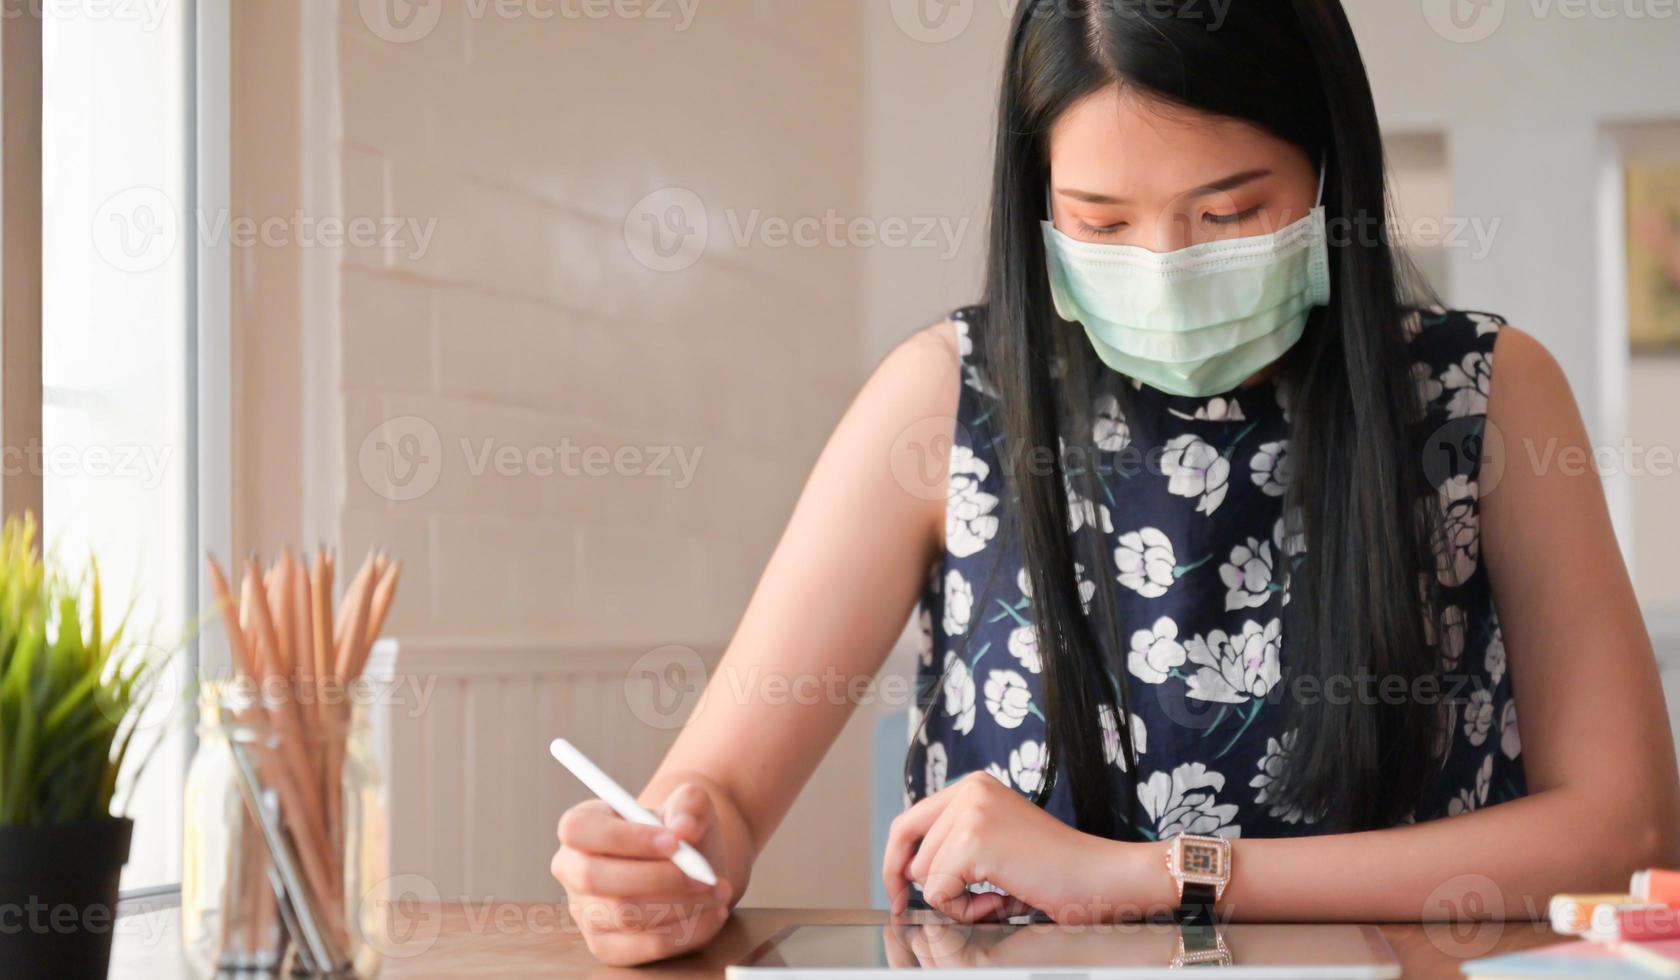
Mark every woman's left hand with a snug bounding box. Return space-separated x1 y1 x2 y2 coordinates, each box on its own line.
881 771 1133 922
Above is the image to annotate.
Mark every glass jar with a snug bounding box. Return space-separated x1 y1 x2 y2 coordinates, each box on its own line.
182 682 388 977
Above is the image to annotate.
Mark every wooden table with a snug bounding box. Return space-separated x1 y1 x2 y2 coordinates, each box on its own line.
112 904 1561 979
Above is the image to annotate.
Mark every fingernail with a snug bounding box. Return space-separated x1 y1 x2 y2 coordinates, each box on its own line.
653 832 676 851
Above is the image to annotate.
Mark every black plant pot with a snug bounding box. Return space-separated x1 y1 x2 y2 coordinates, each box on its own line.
0 817 134 980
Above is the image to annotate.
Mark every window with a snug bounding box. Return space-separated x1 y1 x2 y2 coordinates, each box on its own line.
40 2 202 892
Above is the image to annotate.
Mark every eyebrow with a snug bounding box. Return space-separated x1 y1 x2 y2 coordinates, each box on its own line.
1055 168 1274 205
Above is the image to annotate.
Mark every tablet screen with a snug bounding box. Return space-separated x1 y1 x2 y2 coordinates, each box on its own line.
735 922 1400 975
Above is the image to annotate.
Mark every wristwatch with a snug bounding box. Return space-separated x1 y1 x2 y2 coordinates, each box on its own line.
1170 922 1233 968
1165 833 1232 926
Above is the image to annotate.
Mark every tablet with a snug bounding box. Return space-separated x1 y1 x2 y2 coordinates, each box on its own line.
728 922 1402 979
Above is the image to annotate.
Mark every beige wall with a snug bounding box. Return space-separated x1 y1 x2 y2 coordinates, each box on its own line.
232 0 880 905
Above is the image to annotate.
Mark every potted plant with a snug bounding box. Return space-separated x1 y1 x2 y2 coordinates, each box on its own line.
0 514 172 979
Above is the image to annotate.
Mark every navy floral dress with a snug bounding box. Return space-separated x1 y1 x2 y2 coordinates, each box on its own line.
905 306 1527 840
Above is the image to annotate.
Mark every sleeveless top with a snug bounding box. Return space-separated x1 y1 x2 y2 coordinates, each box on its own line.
906 306 1527 839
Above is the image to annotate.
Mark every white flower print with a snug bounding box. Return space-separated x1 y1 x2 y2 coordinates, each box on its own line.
1250 732 1315 825
1274 509 1306 558
1094 394 1131 452
1412 362 1444 407
942 651 977 735
1463 688 1494 747
1010 740 1048 795
1499 699 1521 760
917 607 934 668
1168 398 1246 423
1162 434 1231 514
1016 564 1096 613
1468 311 1502 337
984 762 1011 788
1219 537 1275 612
1007 625 1041 674
1128 616 1188 684
1440 352 1492 420
1117 527 1178 598
942 569 973 637
925 742 948 794
984 669 1033 729
1067 493 1114 535
1138 763 1241 838
1184 619 1282 704
1484 628 1506 687
1434 476 1480 587
1448 753 1494 816
947 445 1001 558
1065 482 1115 535
1099 704 1148 772
1249 441 1291 497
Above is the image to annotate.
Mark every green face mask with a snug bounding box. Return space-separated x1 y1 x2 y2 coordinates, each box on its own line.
1041 196 1331 398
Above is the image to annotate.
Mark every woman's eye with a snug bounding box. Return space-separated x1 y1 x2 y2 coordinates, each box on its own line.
1201 207 1263 227
1076 220 1127 238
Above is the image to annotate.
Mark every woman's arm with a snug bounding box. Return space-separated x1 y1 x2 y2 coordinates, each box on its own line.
886 325 1680 924
554 321 961 964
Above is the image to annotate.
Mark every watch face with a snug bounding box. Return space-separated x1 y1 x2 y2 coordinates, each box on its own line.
1182 840 1224 877
1172 835 1230 886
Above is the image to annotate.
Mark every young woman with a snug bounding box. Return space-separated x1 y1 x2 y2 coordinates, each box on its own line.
553 0 1680 965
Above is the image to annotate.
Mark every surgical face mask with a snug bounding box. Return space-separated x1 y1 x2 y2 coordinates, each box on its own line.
1041 176 1331 397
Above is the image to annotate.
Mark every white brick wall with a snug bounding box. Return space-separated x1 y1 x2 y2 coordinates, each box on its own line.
203 0 880 907
327 0 867 649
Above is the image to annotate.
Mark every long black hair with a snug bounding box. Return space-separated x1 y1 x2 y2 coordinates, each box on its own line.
964 0 1443 837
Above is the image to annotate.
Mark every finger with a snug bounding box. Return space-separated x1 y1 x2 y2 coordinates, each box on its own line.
882 787 958 914
954 890 1011 924
559 805 680 859
660 782 717 841
881 924 918 969
556 799 617 842
906 808 956 887
558 850 709 898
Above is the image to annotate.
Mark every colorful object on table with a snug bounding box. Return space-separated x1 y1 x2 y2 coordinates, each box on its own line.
1550 894 1639 936
1463 938 1680 978
1636 870 1680 907
1587 903 1680 944
1623 939 1680 976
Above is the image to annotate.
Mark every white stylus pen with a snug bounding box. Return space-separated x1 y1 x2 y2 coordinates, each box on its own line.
549 738 719 887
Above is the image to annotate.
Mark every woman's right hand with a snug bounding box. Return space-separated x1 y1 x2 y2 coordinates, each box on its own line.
552 783 735 966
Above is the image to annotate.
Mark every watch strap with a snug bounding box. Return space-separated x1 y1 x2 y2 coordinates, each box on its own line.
1176 881 1219 926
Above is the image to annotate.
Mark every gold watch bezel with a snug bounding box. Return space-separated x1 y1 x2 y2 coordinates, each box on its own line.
1165 833 1232 902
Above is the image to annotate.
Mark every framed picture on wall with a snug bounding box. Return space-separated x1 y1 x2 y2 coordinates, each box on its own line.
1628 164 1680 351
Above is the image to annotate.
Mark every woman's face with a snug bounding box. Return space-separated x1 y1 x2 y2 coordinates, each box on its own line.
1047 85 1319 251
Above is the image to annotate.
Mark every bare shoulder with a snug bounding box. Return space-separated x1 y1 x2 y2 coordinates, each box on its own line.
1486 324 1585 443
855 317 963 425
